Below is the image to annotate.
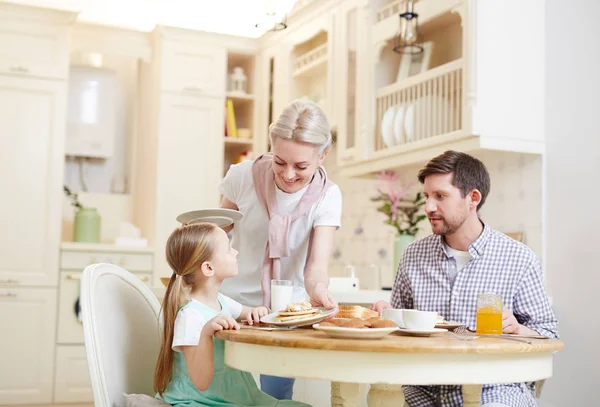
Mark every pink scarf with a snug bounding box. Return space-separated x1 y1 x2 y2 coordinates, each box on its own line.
252 152 333 308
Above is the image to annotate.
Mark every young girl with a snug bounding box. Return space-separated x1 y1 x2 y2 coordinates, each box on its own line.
154 222 310 407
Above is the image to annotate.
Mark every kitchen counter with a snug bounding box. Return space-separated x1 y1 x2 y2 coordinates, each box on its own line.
150 285 390 306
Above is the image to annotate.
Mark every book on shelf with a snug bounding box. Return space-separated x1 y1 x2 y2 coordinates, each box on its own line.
225 99 238 138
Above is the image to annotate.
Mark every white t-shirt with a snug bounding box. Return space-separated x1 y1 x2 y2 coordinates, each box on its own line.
444 242 472 285
172 295 242 352
218 160 343 307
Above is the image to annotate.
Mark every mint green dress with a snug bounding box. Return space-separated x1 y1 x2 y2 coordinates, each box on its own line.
158 296 310 407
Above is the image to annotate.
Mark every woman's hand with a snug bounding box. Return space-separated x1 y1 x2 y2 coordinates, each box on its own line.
309 282 338 309
244 306 270 325
201 314 239 337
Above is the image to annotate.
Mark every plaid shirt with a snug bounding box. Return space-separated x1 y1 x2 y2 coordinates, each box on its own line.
391 223 558 407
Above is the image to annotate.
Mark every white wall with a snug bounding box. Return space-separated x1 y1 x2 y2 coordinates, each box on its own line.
541 1 600 405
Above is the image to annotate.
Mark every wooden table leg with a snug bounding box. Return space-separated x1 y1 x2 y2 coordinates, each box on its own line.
462 384 483 407
331 382 361 407
367 384 404 407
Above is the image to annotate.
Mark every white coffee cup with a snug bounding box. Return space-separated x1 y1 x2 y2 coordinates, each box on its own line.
402 309 438 330
382 308 407 328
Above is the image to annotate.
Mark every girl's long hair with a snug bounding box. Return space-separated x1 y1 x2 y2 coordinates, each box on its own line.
153 222 218 395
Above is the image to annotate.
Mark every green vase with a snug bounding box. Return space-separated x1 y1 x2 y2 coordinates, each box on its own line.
393 234 416 277
73 207 101 243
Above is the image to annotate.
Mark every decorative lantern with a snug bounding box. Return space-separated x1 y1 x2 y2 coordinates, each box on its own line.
393 0 424 55
229 67 248 94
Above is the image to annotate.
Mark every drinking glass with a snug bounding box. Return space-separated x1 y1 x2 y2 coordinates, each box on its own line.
270 280 293 312
476 293 503 334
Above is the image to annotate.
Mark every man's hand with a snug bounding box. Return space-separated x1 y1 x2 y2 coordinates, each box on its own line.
244 306 270 326
371 300 392 313
309 282 338 309
502 306 540 336
502 306 521 334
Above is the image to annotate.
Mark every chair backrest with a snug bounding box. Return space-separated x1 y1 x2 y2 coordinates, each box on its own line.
81 263 162 407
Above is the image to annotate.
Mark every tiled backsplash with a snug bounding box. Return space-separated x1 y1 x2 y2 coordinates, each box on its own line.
325 148 543 290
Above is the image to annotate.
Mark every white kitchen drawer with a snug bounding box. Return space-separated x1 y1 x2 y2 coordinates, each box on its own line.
57 271 152 344
54 345 93 403
60 250 153 272
160 41 226 96
0 20 70 80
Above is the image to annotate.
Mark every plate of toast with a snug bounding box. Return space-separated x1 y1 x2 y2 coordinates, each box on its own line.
260 302 336 327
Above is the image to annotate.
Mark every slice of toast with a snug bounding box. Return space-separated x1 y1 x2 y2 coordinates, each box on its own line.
336 305 379 319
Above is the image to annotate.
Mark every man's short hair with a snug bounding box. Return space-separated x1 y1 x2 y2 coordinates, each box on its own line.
418 150 491 210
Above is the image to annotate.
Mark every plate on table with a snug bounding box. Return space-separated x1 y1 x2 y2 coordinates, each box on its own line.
260 307 337 328
313 324 399 340
395 327 447 337
176 208 243 228
435 321 465 330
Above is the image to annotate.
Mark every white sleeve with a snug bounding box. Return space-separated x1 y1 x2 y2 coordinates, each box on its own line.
218 161 252 204
219 293 243 319
314 184 342 228
172 307 206 352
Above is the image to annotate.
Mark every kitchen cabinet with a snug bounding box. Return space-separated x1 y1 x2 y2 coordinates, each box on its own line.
336 0 546 177
0 288 58 404
0 76 67 287
134 26 238 280
53 244 153 404
0 3 73 80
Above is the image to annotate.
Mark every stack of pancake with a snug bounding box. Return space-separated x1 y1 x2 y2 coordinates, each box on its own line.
275 301 322 322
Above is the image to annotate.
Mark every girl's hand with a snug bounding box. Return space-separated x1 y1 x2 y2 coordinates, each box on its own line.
245 306 270 325
201 314 239 337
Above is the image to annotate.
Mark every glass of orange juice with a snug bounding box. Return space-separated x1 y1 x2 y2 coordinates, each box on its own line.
476 293 503 334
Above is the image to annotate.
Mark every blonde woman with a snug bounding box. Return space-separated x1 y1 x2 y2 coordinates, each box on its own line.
219 100 342 399
153 222 310 407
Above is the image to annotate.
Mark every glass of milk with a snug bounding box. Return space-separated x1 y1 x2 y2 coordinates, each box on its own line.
270 280 294 312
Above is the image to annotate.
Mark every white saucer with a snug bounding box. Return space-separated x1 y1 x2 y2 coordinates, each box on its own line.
395 327 447 337
435 321 465 330
176 208 243 228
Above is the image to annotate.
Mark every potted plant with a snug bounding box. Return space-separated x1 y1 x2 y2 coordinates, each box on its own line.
371 170 426 274
63 186 101 243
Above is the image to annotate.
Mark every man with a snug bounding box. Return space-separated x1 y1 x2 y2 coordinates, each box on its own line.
372 150 558 407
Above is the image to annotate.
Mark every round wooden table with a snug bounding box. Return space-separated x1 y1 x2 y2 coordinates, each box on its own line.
216 328 563 407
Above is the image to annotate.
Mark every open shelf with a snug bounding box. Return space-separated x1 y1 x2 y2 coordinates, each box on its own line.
224 51 256 176
224 137 253 146
226 92 255 103
292 43 328 78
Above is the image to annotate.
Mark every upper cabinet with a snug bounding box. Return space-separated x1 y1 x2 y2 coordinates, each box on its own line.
257 1 337 149
332 0 546 177
0 4 74 80
160 40 226 96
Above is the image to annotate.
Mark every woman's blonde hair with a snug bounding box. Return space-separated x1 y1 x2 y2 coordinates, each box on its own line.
269 100 332 155
153 222 218 395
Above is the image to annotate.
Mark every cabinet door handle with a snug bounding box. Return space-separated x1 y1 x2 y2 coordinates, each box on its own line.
9 65 29 73
66 274 81 280
0 291 17 297
183 86 203 93
0 278 19 284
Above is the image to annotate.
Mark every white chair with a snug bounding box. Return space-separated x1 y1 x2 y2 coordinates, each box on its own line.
80 263 162 407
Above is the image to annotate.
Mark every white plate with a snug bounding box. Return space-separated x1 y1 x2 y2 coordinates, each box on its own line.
260 307 336 327
395 327 447 337
381 106 396 148
435 321 465 330
313 324 399 340
176 208 243 228
393 106 405 145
